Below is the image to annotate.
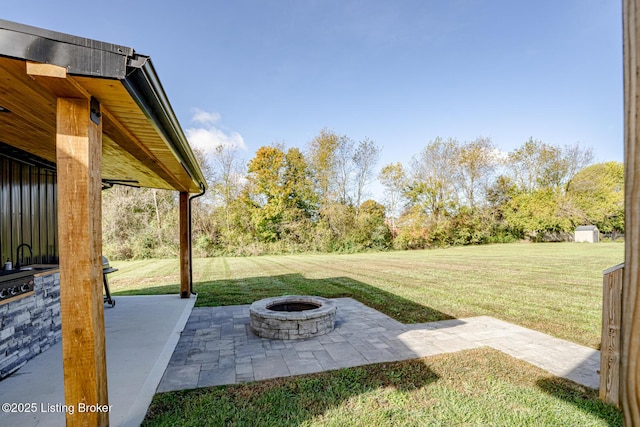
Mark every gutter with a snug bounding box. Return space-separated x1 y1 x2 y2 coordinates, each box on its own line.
188 183 207 295
122 56 207 191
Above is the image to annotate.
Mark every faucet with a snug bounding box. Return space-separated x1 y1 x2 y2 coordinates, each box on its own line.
16 244 32 270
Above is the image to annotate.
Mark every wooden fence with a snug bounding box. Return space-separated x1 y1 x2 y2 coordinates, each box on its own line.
600 263 625 407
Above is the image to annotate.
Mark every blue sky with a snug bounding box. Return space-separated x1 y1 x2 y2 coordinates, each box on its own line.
5 1 623 174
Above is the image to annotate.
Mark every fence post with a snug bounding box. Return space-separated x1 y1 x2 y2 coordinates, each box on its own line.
600 263 624 407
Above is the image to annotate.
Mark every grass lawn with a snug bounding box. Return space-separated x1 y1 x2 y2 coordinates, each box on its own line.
112 242 623 348
143 347 621 426
115 242 624 426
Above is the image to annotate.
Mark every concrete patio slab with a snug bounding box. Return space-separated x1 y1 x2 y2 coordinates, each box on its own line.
0 295 195 427
159 298 601 393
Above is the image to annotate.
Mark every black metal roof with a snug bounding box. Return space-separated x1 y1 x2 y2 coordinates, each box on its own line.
0 19 206 192
0 19 133 78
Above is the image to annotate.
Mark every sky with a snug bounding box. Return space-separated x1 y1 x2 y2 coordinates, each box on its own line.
4 1 623 180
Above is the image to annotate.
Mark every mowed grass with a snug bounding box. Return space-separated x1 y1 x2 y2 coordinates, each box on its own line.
143 347 621 427
111 242 623 348
124 243 624 426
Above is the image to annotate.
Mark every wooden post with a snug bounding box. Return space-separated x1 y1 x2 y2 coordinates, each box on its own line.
179 191 190 298
57 97 109 427
600 263 624 407
623 0 640 423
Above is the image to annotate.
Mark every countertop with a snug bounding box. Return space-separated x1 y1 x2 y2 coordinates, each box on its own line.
0 265 60 282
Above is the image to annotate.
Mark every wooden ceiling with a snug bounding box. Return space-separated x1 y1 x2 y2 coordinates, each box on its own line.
0 56 201 193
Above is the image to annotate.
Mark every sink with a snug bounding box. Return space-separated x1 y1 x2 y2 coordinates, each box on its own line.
19 264 58 271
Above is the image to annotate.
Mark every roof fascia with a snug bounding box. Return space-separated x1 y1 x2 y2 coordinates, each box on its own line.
0 19 131 78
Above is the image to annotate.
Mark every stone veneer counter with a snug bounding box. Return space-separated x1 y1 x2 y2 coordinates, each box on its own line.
0 268 61 378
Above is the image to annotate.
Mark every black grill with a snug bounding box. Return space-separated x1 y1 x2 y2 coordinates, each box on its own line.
0 273 34 301
102 256 117 307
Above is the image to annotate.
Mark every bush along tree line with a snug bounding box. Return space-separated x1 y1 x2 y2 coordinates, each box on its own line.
102 129 624 259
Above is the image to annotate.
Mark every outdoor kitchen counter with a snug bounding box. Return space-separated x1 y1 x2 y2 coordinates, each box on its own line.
31 265 60 276
0 265 58 306
0 265 59 283
0 266 62 378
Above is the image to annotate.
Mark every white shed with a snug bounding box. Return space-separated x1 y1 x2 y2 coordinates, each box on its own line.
575 225 600 243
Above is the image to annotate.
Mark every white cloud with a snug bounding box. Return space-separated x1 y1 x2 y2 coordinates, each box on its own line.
185 109 246 156
191 108 221 125
186 127 246 151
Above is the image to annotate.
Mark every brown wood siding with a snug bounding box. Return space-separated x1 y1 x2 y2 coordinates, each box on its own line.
0 154 58 265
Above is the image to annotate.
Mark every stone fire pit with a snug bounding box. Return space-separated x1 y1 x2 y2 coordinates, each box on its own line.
249 295 337 340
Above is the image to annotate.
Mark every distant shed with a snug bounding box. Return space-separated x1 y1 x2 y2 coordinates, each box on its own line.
575 225 600 243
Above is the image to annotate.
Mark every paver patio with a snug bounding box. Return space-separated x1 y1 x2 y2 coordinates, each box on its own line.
158 298 600 392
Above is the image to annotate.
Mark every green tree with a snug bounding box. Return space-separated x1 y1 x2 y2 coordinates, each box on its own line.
246 145 316 244
334 135 355 205
307 128 341 206
393 207 430 250
211 144 245 236
501 189 578 240
190 147 218 255
283 148 317 215
486 175 518 213
567 161 624 233
456 137 497 210
448 206 493 245
507 138 593 192
352 138 381 214
280 147 318 244
306 129 382 250
318 202 356 251
102 186 178 259
353 199 391 249
507 138 555 192
247 145 287 242
378 162 407 231
407 137 459 221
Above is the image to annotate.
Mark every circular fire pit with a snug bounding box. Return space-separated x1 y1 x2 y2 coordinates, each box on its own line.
249 295 337 340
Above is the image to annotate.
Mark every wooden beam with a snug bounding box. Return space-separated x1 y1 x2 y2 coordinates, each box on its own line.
26 62 67 79
57 97 109 427
26 62 91 99
179 192 190 298
623 0 640 423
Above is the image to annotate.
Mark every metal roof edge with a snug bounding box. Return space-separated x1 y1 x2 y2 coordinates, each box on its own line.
122 57 207 192
0 19 132 78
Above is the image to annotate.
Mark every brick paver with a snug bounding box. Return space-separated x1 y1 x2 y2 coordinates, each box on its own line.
157 298 600 392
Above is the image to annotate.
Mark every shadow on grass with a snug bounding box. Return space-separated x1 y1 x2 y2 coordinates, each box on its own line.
115 273 454 324
536 377 623 426
143 358 440 427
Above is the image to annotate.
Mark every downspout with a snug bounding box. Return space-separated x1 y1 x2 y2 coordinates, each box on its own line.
188 183 206 295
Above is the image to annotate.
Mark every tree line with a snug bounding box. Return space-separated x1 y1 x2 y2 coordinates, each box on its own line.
102 129 624 259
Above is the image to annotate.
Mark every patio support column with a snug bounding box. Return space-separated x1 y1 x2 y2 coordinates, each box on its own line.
56 96 109 427
179 191 190 298
623 0 640 423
